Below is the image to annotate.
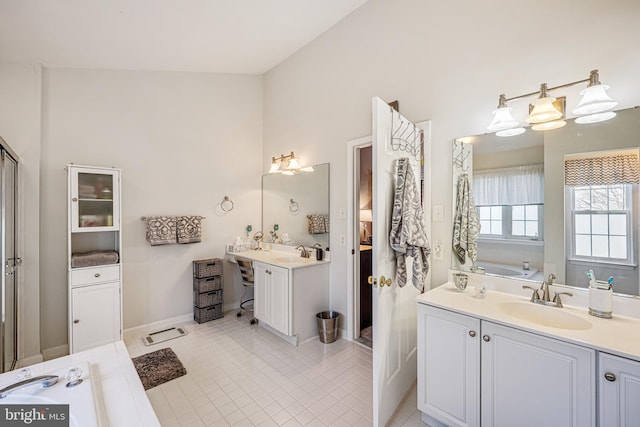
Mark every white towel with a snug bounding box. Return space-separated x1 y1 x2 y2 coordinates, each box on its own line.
389 158 431 292
452 174 480 265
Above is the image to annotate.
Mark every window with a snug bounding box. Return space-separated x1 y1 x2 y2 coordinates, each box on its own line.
571 184 631 261
478 204 543 239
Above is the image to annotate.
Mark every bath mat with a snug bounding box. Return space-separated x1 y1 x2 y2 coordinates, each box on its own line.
142 326 188 346
132 348 187 390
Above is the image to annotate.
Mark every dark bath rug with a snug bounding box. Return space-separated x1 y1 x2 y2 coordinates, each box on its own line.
132 347 187 390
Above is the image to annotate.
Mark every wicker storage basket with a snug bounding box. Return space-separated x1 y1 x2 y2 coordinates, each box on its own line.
194 289 223 308
193 258 222 278
194 304 223 323
193 276 223 293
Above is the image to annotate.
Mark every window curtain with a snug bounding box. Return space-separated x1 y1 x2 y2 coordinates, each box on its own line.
473 165 544 206
564 153 640 187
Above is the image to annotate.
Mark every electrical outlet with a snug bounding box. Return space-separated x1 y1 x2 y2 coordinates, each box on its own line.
433 240 444 260
340 234 346 246
433 205 444 222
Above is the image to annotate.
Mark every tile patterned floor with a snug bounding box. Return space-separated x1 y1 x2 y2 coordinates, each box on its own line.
125 314 428 426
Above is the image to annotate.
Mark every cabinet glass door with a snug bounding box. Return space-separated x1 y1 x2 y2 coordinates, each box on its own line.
71 168 119 232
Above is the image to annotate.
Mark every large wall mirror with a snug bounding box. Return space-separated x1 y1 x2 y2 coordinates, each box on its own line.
262 163 330 248
452 106 640 297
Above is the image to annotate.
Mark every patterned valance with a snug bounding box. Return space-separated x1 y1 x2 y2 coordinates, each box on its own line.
564 153 640 187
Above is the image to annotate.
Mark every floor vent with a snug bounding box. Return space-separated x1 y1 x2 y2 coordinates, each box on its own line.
142 327 188 346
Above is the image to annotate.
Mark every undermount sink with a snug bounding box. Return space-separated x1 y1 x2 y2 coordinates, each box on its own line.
273 256 313 264
499 302 593 330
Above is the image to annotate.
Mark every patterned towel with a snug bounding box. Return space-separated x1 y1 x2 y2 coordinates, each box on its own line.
177 216 202 244
452 174 480 265
145 216 177 246
389 158 431 292
307 214 329 234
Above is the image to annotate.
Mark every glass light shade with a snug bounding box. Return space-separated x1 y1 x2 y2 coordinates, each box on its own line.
488 107 519 131
572 84 618 115
575 111 617 124
287 158 301 170
531 119 566 131
281 170 295 176
300 166 314 172
268 162 280 173
526 97 563 123
496 127 526 137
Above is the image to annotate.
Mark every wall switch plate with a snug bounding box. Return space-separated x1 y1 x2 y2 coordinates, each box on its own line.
433 205 444 222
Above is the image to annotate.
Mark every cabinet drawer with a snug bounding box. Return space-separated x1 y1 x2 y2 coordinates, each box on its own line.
71 265 120 286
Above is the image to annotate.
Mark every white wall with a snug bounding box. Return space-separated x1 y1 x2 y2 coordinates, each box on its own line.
0 63 42 363
262 0 640 320
40 69 263 352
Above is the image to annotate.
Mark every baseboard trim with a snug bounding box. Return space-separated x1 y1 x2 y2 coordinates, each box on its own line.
42 344 69 362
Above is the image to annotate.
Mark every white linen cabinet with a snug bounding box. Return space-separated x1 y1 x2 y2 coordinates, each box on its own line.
67 165 122 354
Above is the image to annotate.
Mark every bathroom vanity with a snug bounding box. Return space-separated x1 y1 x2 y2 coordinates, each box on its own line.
417 277 640 427
228 249 330 345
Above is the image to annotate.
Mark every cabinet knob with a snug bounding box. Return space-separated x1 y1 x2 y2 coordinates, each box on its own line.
72 197 78 202
468 330 476 337
94 273 100 278
482 335 491 342
604 372 616 382
73 319 80 324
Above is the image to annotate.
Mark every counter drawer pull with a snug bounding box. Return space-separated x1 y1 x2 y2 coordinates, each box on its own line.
94 273 100 278
604 372 616 382
468 330 476 337
482 335 491 342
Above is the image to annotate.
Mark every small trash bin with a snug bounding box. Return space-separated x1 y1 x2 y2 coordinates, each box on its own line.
316 311 340 343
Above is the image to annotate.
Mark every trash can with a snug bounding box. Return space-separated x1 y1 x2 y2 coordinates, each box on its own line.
316 311 340 343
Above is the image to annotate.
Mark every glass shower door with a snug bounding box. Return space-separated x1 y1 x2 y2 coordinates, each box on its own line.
1 146 18 372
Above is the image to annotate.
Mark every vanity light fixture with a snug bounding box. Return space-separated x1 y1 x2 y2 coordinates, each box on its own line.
487 69 617 136
269 151 306 174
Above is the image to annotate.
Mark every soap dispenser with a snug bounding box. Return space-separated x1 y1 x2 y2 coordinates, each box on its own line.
313 243 324 261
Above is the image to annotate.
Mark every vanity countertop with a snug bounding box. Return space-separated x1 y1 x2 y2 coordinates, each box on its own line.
0 341 160 426
227 249 329 269
418 284 640 362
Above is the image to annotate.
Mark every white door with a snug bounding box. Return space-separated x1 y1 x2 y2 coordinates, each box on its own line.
481 321 595 427
372 96 422 426
599 352 640 426
417 304 480 427
71 282 121 353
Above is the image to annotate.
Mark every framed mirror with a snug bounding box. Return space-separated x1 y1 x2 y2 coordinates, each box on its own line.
452 106 640 297
262 163 330 248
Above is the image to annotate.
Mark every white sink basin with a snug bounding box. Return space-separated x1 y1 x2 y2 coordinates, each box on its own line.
499 302 593 330
273 256 313 264
0 362 101 427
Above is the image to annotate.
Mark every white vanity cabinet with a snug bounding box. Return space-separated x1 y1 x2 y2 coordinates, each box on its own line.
254 263 290 335
599 353 640 426
252 260 329 345
418 304 595 427
68 165 123 354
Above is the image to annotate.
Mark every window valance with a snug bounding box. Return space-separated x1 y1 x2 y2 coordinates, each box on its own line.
564 152 640 187
473 164 544 206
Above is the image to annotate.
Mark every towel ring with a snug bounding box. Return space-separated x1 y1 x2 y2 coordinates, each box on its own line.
289 199 299 213
220 196 234 212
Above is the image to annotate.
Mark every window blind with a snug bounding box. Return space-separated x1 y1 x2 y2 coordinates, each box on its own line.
564 153 640 187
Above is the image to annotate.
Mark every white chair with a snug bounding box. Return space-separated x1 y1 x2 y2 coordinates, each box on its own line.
236 259 257 325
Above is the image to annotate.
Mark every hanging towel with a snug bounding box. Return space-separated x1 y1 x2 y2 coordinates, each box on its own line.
177 216 202 244
145 216 177 246
452 174 480 265
389 158 431 292
307 214 329 234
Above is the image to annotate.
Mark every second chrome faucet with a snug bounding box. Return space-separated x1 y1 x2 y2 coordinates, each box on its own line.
523 274 573 308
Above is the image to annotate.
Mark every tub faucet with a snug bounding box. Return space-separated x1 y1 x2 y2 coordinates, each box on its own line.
296 245 310 258
0 375 59 399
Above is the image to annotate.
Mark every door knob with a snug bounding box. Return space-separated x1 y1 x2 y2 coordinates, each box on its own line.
368 276 378 287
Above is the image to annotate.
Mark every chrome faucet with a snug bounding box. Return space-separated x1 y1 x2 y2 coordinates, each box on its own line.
0 375 59 399
540 273 556 302
522 273 572 308
296 245 310 258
